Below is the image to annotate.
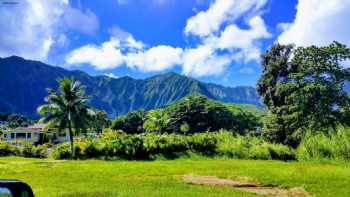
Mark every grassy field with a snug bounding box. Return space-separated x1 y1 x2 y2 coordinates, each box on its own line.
0 157 349 197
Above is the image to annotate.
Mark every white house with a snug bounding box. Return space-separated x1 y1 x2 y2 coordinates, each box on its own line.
2 123 69 144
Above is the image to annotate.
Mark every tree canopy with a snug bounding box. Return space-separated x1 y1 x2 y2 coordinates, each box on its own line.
111 109 147 134
38 77 94 157
257 42 350 146
111 95 261 135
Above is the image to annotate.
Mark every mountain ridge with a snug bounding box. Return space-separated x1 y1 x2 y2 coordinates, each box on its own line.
0 56 261 117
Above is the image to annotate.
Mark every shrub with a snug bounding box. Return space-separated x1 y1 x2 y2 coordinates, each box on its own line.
216 131 295 160
143 133 188 159
85 138 101 158
297 126 350 161
266 143 296 161
49 130 296 161
52 143 71 159
188 132 217 154
22 142 49 158
97 133 145 159
0 141 20 156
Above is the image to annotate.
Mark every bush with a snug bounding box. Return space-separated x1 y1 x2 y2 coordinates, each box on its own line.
6 130 295 161
0 141 20 156
52 143 71 159
143 133 189 159
188 132 217 154
106 134 144 159
0 141 50 158
266 143 296 161
297 126 350 161
22 142 49 158
215 131 295 160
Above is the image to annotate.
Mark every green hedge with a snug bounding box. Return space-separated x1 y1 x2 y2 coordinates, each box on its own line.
0 141 20 156
52 130 294 160
0 130 295 161
0 141 49 158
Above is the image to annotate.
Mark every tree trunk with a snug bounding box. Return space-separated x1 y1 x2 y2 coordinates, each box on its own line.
68 122 74 159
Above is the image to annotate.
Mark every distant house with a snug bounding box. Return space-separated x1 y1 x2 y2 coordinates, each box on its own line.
2 123 69 144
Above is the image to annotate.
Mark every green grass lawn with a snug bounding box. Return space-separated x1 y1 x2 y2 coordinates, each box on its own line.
0 157 349 197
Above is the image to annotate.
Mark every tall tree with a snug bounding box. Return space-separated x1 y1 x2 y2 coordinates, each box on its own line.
111 109 147 134
143 110 169 133
257 42 350 146
88 108 111 134
37 77 94 157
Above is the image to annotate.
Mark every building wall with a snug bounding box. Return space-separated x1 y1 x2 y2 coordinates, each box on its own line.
3 128 70 144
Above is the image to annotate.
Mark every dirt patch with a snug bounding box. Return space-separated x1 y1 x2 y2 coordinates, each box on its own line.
182 175 311 197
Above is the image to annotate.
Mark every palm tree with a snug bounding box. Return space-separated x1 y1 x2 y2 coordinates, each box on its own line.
37 77 94 158
151 111 169 133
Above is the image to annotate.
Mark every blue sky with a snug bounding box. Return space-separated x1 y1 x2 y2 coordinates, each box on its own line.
1 0 350 87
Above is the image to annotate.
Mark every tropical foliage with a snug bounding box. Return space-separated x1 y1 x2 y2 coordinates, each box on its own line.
257 42 350 146
111 95 261 135
111 109 147 134
297 126 350 161
88 108 111 134
37 77 94 157
0 112 35 128
50 130 293 161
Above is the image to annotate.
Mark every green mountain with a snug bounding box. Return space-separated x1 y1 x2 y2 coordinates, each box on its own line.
0 56 261 117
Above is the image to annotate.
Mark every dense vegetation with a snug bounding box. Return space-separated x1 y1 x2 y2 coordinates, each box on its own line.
0 130 294 161
297 126 350 161
257 42 350 147
0 56 260 117
112 95 261 134
0 112 35 128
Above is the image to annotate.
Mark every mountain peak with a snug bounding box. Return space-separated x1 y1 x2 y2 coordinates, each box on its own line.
0 56 261 116
3 55 25 61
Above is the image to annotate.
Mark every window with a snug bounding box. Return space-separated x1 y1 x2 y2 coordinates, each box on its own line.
16 133 26 138
27 133 31 139
3 134 7 138
10 133 14 139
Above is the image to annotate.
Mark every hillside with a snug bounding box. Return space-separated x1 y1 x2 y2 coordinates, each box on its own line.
0 56 261 117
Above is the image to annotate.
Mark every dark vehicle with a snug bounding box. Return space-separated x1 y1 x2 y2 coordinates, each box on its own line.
0 180 34 197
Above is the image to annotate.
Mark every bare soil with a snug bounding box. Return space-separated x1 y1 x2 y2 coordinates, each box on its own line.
182 175 311 197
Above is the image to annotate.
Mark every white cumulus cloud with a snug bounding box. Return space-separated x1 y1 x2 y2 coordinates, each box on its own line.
181 15 270 77
108 26 145 50
66 38 124 70
0 0 100 60
0 0 66 60
209 16 270 62
66 29 182 72
185 0 267 37
278 0 350 47
126 45 183 72
182 45 231 76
